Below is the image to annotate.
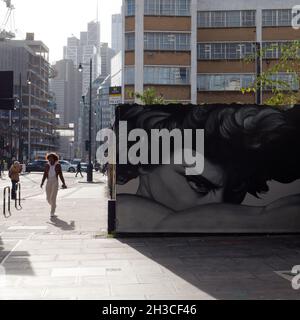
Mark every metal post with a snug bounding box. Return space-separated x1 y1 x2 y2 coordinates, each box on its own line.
256 42 262 105
15 182 22 210
19 73 23 162
9 110 13 162
3 186 11 218
87 58 93 183
28 82 32 161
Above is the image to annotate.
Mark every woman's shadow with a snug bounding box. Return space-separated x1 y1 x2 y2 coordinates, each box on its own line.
48 217 75 231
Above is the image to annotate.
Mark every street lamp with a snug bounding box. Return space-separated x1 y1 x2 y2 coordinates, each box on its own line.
18 73 23 162
27 73 32 162
78 58 93 183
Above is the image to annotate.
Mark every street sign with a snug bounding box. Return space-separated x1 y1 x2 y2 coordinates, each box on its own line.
0 71 14 110
109 86 122 105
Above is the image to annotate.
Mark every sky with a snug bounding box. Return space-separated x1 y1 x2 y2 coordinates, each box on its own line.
0 0 122 63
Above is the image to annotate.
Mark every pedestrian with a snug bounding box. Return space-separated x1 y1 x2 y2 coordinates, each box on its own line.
75 162 83 178
8 161 22 200
0 160 3 178
40 153 67 218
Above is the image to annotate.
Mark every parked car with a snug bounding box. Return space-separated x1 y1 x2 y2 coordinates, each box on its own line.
26 160 47 173
71 159 81 166
59 160 76 173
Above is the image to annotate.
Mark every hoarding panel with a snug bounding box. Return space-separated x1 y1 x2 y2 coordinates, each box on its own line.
115 104 300 233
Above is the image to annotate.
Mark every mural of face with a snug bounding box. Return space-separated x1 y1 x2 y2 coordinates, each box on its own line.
137 150 227 212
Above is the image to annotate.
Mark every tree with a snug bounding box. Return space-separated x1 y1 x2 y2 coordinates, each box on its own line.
127 87 166 105
242 40 300 107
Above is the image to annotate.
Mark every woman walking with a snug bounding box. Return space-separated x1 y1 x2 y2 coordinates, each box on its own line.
41 153 67 218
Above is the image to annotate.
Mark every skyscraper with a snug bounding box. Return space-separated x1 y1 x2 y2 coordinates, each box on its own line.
111 14 122 54
50 59 82 159
63 21 101 94
100 43 115 77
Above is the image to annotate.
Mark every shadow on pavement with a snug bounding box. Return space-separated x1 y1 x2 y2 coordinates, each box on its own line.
0 235 35 276
119 235 300 300
48 217 75 231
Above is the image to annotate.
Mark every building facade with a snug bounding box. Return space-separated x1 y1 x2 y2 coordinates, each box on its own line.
122 0 300 104
0 34 58 161
100 42 115 77
112 14 123 54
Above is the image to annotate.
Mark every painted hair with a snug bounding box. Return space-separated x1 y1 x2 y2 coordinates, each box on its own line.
116 104 300 204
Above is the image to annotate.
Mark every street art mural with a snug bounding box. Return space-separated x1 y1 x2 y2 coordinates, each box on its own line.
114 104 300 233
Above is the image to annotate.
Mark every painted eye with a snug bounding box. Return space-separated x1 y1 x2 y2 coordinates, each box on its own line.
188 181 210 195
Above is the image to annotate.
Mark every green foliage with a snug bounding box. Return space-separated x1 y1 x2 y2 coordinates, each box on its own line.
127 87 166 105
242 40 300 107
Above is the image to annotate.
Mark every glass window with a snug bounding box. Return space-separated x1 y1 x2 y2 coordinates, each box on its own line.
211 11 225 27
144 0 159 15
178 0 190 16
144 66 190 85
197 74 255 91
266 73 299 91
263 42 278 59
197 11 210 28
226 11 241 27
125 0 135 16
144 33 190 51
125 67 134 84
242 11 256 26
145 0 191 16
197 42 255 60
262 41 293 59
263 9 293 27
125 33 135 50
212 43 225 59
278 9 292 26
198 10 256 28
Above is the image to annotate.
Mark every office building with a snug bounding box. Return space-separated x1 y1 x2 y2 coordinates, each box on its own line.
112 14 123 53
0 34 58 161
100 42 115 77
122 0 300 104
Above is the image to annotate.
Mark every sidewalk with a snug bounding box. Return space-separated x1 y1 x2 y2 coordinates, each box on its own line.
0 173 300 300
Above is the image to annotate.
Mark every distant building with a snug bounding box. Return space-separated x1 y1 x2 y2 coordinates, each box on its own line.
0 34 58 161
111 51 123 87
111 14 122 54
100 43 115 77
50 59 82 159
64 21 101 95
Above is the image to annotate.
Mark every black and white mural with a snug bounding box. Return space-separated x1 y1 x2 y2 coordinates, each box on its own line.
115 104 300 233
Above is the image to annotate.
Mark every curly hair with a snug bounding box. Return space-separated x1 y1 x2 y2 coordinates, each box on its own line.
116 104 300 204
46 153 59 162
